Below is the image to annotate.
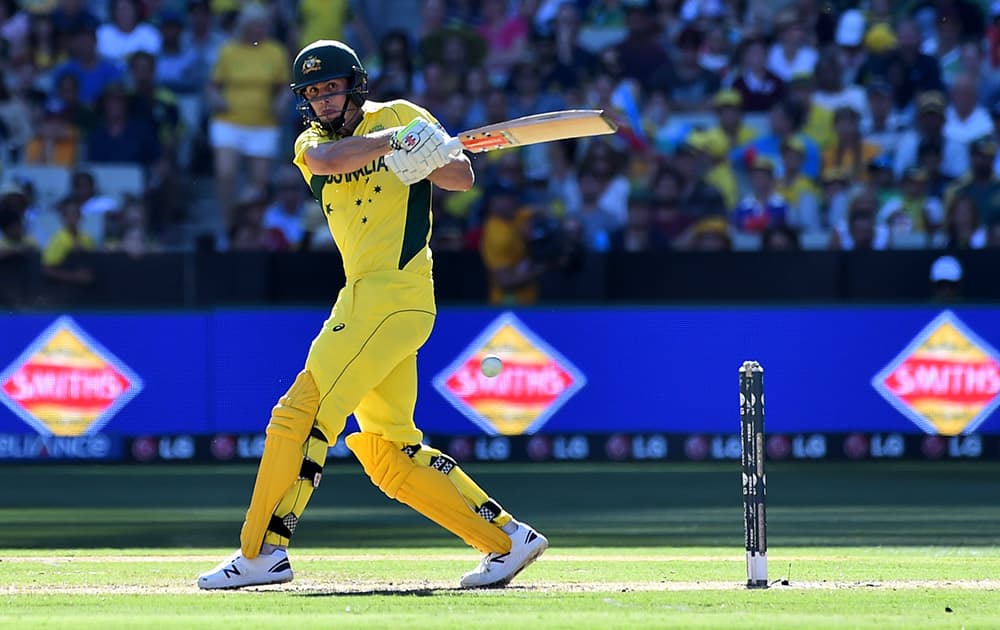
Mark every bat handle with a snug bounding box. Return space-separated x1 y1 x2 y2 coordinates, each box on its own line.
445 137 464 156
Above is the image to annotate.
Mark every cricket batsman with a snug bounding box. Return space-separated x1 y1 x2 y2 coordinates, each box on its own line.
197 40 548 589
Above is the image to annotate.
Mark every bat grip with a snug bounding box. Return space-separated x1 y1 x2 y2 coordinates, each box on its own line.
445 137 464 155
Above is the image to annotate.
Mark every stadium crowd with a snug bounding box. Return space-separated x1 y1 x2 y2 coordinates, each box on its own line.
1 0 1000 302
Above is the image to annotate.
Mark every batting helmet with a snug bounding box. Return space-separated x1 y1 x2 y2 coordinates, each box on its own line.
291 40 369 132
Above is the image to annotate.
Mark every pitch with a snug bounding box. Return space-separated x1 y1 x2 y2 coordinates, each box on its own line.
2 461 999 628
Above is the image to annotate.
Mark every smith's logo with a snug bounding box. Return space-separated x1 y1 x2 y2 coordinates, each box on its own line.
0 316 143 436
433 312 585 436
872 310 1000 435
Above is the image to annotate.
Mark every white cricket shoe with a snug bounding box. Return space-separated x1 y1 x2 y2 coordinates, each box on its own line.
197 548 293 590
460 521 548 588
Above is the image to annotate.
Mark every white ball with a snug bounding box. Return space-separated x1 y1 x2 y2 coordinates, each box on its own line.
480 355 503 378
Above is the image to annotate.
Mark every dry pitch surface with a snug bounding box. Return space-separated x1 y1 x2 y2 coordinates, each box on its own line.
3 547 999 629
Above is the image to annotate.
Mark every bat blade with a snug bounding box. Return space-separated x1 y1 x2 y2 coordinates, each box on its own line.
451 109 618 154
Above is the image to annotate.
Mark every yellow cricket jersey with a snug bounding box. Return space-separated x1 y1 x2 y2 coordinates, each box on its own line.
292 99 437 280
212 40 289 127
42 228 95 267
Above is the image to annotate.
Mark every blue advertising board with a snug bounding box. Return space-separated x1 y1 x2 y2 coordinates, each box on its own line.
1 306 999 451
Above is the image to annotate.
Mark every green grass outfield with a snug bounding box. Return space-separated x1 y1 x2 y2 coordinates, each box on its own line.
1 461 999 628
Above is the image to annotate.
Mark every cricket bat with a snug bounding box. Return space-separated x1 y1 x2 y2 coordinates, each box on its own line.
447 109 618 154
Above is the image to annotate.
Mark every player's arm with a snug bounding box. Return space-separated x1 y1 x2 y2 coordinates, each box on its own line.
302 128 400 175
427 152 474 191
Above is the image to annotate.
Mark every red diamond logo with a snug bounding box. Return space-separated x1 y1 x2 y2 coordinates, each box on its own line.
872 311 1000 435
0 316 143 436
433 312 585 435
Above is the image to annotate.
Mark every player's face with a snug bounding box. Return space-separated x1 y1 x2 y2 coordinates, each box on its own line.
303 78 355 122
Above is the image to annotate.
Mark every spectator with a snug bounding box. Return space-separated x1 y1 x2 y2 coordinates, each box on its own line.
545 140 581 216
867 154 897 207
573 167 620 252
41 197 95 286
103 194 157 257
701 89 757 156
812 50 867 119
688 130 737 209
943 74 995 178
228 188 283 251
698 23 731 77
505 60 565 120
649 25 720 112
943 195 987 250
674 140 727 219
51 25 124 106
263 166 311 250
579 139 629 227
479 182 541 305
834 9 868 86
688 215 732 251
928 254 963 302
829 189 887 250
26 11 61 76
819 165 852 229
648 164 694 240
767 8 818 83
784 71 834 151
610 190 669 252
762 222 801 250
370 30 414 103
822 105 882 182
734 100 821 180
85 83 160 167
0 0 28 56
24 104 79 166
155 9 199 94
539 2 598 92
777 136 821 231
128 51 181 158
861 19 943 112
861 77 905 157
923 8 964 87
614 3 668 86
729 36 784 113
915 140 953 199
732 156 789 234
0 73 33 160
477 0 530 80
98 0 161 64
877 167 944 242
944 136 1000 228
51 0 101 40
208 2 290 228
182 0 226 93
894 91 965 179
0 182 38 256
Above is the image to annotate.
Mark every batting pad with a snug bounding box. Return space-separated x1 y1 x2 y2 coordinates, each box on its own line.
345 432 512 554
241 370 321 558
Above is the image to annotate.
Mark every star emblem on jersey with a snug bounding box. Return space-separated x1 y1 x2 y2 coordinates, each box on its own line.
374 185 382 193
361 216 367 224
325 203 333 215
301 56 322 74
355 198 362 206
433 311 586 435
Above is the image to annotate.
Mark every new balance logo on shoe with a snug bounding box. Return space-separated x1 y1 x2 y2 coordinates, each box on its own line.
459 522 548 589
198 549 294 590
